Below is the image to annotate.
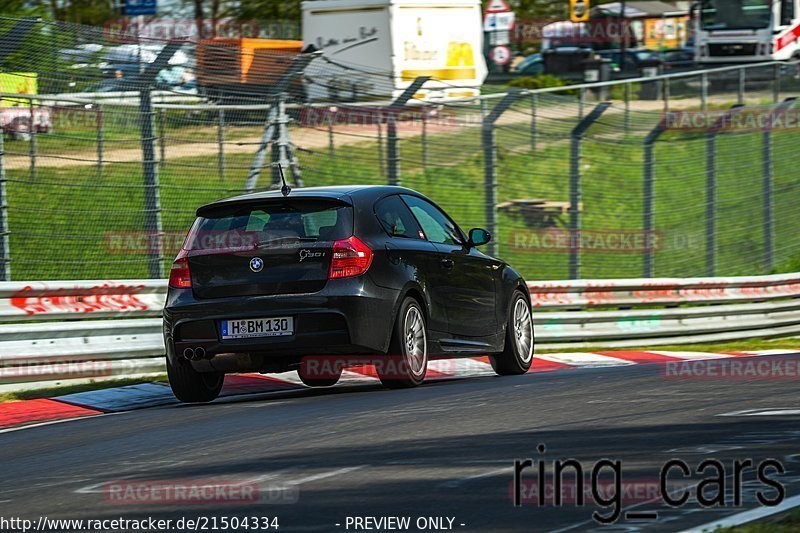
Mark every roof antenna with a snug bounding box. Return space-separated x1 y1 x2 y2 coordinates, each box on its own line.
278 163 291 197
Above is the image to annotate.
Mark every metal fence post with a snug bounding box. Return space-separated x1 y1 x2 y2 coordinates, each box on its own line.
701 71 708 112
133 41 182 278
386 113 400 186
705 104 745 277
158 107 166 168
377 121 385 177
579 87 585 119
0 19 39 282
738 67 746 105
762 98 796 273
663 77 670 111
530 93 538 151
705 128 716 277
217 108 225 181
28 98 36 181
0 127 10 281
774 63 781 103
421 111 428 173
483 90 523 257
569 102 611 280
643 117 668 278
139 88 164 279
96 104 104 178
328 108 335 158
387 76 430 186
762 118 774 274
624 82 631 133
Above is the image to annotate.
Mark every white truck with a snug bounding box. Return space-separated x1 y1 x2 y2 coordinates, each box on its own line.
301 0 488 101
696 0 800 64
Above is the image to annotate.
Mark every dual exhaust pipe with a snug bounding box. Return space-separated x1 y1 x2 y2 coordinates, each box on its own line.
182 346 207 361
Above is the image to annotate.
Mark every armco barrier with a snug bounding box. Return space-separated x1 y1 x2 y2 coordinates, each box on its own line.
1 273 800 390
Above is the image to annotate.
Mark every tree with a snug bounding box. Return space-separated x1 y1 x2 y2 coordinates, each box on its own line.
237 0 302 24
48 0 118 26
193 0 236 38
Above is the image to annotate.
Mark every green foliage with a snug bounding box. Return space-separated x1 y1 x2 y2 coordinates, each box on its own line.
238 0 301 23
508 74 580 96
7 110 796 282
53 0 118 26
0 0 45 18
609 82 641 100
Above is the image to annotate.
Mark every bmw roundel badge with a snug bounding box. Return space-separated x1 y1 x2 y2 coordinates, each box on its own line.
249 257 264 273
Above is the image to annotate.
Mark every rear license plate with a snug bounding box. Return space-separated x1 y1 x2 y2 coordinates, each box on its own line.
220 317 294 339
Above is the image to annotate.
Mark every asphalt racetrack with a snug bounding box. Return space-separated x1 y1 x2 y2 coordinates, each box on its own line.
1 355 799 532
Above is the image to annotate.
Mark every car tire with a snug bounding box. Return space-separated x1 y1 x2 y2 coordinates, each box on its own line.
378 296 428 389
166 355 224 403
490 291 534 376
298 366 342 387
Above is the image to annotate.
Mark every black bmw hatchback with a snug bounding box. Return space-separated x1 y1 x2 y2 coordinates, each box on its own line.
163 185 534 402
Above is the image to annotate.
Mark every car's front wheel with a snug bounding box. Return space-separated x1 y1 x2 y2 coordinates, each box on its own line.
378 296 428 388
490 291 534 375
166 356 224 402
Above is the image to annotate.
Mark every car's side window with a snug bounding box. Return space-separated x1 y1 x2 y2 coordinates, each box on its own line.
374 195 423 239
401 195 463 246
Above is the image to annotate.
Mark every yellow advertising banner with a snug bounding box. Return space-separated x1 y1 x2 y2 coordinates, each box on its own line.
0 73 37 107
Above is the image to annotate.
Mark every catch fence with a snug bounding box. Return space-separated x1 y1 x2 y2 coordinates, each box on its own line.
2 17 800 281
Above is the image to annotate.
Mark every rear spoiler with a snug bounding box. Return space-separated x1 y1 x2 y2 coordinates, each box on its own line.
196 195 352 218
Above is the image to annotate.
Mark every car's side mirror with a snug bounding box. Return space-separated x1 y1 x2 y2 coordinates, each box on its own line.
468 228 491 247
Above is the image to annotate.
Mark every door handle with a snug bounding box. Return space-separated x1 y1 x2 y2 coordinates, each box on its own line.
440 258 454 269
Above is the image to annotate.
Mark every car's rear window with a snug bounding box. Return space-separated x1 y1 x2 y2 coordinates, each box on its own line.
185 200 353 252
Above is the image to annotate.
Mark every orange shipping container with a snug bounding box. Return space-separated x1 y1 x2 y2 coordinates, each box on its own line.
196 38 303 87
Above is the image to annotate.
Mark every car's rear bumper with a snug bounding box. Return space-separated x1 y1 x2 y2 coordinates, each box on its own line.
163 276 399 367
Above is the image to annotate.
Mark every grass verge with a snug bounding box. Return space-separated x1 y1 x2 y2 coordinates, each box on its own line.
722 508 800 532
0 375 167 403
536 337 800 354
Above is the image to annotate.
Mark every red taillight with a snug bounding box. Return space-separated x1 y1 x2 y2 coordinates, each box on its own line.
169 249 192 289
329 236 373 279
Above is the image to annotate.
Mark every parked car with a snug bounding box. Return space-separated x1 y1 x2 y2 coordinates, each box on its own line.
659 47 696 72
597 48 662 76
514 53 544 75
58 43 104 66
542 46 596 82
163 185 534 402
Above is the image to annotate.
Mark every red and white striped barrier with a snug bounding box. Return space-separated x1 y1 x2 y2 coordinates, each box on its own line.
1 273 800 391
3 273 800 320
0 280 165 322
528 273 800 309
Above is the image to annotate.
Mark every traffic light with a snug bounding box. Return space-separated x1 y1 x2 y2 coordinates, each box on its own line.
570 0 590 23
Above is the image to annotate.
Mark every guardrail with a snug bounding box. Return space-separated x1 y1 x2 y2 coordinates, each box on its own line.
2 273 799 390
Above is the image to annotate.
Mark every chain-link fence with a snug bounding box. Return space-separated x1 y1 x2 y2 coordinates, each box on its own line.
2 17 800 282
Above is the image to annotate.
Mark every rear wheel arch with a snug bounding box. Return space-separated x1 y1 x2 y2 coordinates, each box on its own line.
383 284 429 352
402 287 427 320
